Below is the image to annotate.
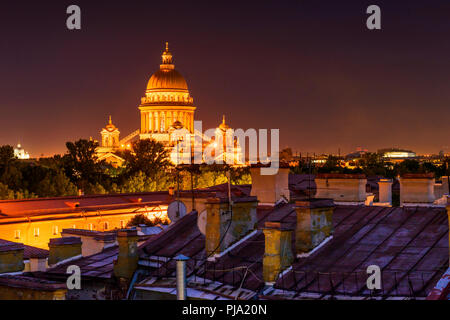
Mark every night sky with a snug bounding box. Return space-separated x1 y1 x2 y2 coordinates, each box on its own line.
1 0 450 157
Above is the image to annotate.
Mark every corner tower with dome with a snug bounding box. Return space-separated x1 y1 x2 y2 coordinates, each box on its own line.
138 43 196 144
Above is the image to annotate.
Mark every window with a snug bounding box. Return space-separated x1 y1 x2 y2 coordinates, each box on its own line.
120 220 125 228
88 223 93 231
72 224 76 229
52 225 59 235
103 222 109 230
14 230 21 239
33 228 39 237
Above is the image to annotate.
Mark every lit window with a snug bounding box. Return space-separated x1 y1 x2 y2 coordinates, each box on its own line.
103 222 109 230
120 220 125 228
33 228 39 237
52 226 59 235
88 223 93 231
72 224 76 229
14 230 21 239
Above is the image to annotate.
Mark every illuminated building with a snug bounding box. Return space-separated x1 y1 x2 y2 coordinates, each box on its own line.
0 193 169 249
96 116 125 167
383 151 417 158
139 42 196 142
96 43 243 166
14 143 30 160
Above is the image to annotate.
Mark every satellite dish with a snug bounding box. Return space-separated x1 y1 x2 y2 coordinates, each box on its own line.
197 210 207 235
167 200 187 223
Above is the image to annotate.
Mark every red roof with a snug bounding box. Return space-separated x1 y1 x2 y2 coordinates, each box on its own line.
0 192 171 218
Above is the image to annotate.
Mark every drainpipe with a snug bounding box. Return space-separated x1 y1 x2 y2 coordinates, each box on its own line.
175 254 190 300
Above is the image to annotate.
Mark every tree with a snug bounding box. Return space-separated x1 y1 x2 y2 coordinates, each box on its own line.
126 213 168 227
122 139 171 178
63 139 105 190
0 182 14 200
0 145 22 190
279 147 293 162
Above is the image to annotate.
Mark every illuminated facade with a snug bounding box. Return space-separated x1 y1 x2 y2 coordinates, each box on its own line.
96 116 125 167
14 144 30 160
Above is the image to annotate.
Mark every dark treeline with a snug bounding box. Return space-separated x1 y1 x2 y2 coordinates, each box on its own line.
0 139 250 200
291 152 450 179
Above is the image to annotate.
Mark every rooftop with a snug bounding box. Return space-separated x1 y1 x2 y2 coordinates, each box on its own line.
137 204 448 299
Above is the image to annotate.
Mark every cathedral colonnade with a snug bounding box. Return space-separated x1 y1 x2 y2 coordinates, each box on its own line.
140 109 195 133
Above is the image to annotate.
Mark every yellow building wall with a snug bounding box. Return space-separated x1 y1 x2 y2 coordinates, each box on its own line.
0 286 66 300
0 206 167 249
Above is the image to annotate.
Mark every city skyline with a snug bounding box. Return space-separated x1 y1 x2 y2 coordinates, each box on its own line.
1 1 450 157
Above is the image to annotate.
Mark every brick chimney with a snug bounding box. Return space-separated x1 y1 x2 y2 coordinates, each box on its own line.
262 221 294 284
378 178 393 205
315 174 367 204
61 229 116 257
0 242 24 274
113 229 139 281
48 237 82 266
205 196 258 257
399 173 435 206
295 199 335 256
250 165 290 204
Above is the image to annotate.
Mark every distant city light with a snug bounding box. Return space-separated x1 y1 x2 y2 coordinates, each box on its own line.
383 151 416 158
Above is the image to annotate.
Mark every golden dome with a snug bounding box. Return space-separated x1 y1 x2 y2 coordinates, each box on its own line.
146 42 188 92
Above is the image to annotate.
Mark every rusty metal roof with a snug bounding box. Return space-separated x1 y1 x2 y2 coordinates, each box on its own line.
138 204 449 299
0 239 48 259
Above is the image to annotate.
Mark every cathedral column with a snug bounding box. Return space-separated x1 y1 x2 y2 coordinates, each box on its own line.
155 112 160 133
149 112 153 132
141 112 145 133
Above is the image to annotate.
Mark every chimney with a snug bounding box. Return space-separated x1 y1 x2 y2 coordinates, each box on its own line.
315 174 367 204
295 199 335 256
0 242 24 274
378 178 393 205
262 221 294 284
48 237 82 266
113 229 139 281
205 196 258 257
61 229 116 257
399 173 435 206
434 176 449 200
250 165 290 205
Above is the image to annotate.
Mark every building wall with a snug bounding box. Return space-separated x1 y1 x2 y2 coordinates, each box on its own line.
0 206 166 249
0 286 66 300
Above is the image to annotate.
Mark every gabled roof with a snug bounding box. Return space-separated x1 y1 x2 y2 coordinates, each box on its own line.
0 239 48 259
137 204 449 299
